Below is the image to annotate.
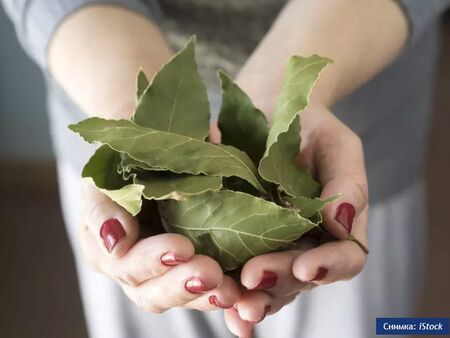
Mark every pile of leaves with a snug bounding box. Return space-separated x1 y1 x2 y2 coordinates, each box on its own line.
69 36 337 271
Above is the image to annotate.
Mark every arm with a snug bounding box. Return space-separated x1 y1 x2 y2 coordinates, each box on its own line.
237 0 408 113
48 5 172 119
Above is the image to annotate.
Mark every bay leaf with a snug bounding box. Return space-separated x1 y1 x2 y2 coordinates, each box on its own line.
82 145 144 216
259 55 332 198
133 36 210 140
218 71 269 165
286 194 340 218
135 171 222 200
69 118 266 193
158 190 315 271
136 69 149 104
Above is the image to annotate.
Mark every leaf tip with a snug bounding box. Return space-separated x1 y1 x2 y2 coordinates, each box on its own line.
186 34 197 47
68 122 79 133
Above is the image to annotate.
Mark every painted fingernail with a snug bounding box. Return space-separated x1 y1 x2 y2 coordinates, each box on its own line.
184 277 212 294
254 271 278 289
100 219 126 253
249 305 271 324
160 252 185 266
335 202 355 234
309 267 328 282
209 295 231 309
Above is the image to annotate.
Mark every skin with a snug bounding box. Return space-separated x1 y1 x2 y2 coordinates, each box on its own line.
48 0 408 337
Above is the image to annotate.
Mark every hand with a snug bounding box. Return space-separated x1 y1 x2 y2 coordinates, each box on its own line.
79 179 241 313
224 105 369 338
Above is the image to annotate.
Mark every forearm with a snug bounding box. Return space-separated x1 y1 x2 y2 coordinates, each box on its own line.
48 5 172 119
237 0 408 115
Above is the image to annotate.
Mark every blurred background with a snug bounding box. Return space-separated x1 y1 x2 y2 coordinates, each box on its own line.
0 6 449 338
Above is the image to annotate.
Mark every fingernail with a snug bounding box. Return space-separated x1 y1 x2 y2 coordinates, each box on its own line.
209 295 231 309
309 267 328 282
335 202 355 234
160 252 185 266
249 305 271 324
254 271 278 289
100 219 126 253
184 277 212 294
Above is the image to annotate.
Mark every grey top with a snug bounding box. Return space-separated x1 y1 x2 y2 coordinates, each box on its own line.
2 0 449 204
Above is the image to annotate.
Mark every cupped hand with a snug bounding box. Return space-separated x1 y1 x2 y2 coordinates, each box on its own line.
224 105 369 338
79 179 241 313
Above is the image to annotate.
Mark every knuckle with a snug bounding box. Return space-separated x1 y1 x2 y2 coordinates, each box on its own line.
349 132 363 151
160 282 190 305
113 269 140 287
133 250 165 279
79 233 101 272
165 233 195 254
353 178 369 206
132 294 166 313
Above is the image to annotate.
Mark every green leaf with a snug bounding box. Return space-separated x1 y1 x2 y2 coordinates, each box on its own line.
133 36 210 140
259 55 332 198
69 118 266 193
158 190 315 271
135 171 222 200
218 71 269 164
286 194 340 218
136 69 149 104
82 145 144 216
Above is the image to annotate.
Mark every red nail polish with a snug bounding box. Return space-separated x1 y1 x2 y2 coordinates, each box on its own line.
160 252 185 266
309 267 328 282
184 277 212 294
209 295 231 309
254 271 278 289
249 305 271 324
335 202 355 234
100 219 126 253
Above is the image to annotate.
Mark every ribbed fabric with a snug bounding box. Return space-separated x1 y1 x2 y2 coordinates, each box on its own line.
1 0 161 69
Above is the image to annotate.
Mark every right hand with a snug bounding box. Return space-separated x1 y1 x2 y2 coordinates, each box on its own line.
79 179 241 313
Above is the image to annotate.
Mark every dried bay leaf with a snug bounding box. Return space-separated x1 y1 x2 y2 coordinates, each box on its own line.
136 70 149 104
158 190 315 271
259 55 332 198
69 118 266 193
82 145 144 216
135 171 222 200
286 194 340 219
218 71 269 165
133 36 210 140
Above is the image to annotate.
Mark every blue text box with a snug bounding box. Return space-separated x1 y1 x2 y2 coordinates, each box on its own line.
376 318 449 335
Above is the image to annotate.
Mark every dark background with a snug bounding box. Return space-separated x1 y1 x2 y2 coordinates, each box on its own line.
0 7 449 338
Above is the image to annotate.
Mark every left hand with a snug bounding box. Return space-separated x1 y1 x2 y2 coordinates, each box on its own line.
222 105 369 338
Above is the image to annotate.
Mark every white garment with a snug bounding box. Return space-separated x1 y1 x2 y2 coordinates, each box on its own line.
57 161 426 338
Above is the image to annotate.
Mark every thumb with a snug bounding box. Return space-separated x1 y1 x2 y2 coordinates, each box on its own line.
313 120 368 240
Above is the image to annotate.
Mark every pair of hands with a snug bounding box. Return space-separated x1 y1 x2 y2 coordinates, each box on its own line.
79 105 368 338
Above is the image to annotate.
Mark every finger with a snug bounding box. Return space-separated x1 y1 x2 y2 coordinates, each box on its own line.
241 249 313 298
121 255 223 313
313 121 368 239
80 224 195 285
292 209 368 284
82 179 139 257
185 275 241 311
224 308 254 338
235 290 296 323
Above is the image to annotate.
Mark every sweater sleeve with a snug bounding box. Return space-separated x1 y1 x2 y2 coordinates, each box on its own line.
1 0 161 69
396 0 450 45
